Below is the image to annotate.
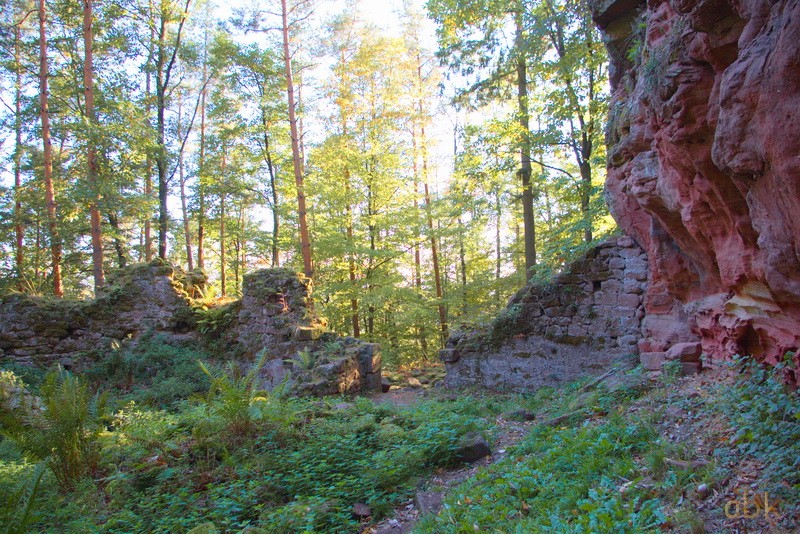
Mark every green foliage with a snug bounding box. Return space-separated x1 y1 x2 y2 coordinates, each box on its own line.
661 359 683 385
0 460 47 534
197 349 270 437
0 372 501 532
718 355 800 508
85 334 211 408
288 349 318 371
641 17 688 96
1 368 108 490
417 409 667 532
489 303 525 346
195 302 238 336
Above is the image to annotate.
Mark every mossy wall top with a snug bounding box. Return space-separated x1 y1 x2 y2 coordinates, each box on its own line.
0 262 318 370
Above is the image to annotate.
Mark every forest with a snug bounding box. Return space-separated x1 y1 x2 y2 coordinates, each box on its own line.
3 0 799 532
0 0 611 364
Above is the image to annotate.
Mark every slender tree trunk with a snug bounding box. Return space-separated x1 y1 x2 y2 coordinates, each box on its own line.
259 113 280 267
580 160 592 243
156 12 168 259
344 167 360 338
177 94 193 269
35 221 41 281
423 165 447 345
458 217 467 315
155 0 191 260
197 53 207 269
107 213 127 268
144 0 154 261
495 189 502 300
417 54 447 345
515 10 536 279
220 194 226 297
38 0 63 297
280 0 312 278
13 24 24 288
410 126 427 358
83 0 104 290
235 203 244 293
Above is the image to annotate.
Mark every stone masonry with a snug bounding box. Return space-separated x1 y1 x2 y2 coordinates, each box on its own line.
0 260 381 396
440 236 649 390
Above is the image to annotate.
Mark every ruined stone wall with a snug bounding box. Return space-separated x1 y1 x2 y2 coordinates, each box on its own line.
592 0 800 380
440 237 649 390
0 261 381 395
0 261 198 369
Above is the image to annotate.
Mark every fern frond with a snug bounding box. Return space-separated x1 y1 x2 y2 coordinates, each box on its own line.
3 460 48 534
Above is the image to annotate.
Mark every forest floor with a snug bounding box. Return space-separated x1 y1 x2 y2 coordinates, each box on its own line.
1 351 798 532
366 364 799 533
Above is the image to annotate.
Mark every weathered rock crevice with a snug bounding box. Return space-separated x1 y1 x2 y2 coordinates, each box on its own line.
592 0 800 380
0 260 381 395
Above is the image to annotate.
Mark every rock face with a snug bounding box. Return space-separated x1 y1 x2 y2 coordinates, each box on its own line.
592 0 800 379
441 237 647 390
0 261 382 395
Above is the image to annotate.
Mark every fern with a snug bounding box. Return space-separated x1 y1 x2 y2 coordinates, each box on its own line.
1 368 108 490
197 349 270 436
2 460 48 534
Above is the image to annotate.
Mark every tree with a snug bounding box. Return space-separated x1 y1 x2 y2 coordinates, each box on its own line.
37 0 62 297
428 0 537 279
279 0 313 278
83 0 104 289
154 0 192 259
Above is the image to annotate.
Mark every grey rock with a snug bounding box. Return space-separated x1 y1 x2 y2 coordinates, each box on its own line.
456 432 491 462
415 491 444 516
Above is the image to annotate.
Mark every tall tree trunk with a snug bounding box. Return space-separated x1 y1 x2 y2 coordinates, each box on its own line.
197 50 207 269
417 53 447 345
13 23 24 288
156 11 168 260
37 0 63 297
35 221 41 281
144 0 155 261
280 0 312 278
259 113 280 267
458 217 467 315
579 159 592 243
177 94 193 269
83 0 104 290
515 9 536 279
424 177 447 345
410 126 428 358
107 213 127 268
155 0 191 260
345 167 360 338
220 193 226 297
495 189 502 300
235 203 244 294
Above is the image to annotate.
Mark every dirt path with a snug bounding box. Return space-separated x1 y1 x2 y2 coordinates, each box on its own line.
363 387 536 534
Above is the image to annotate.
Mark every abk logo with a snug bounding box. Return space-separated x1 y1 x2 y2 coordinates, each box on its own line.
724 488 780 520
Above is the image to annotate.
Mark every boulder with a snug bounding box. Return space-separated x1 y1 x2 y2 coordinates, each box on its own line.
666 342 702 363
455 432 491 462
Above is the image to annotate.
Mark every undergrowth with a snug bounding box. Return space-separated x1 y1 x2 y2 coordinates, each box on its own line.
2 353 798 532
0 364 504 533
84 333 211 408
415 379 680 532
716 355 800 515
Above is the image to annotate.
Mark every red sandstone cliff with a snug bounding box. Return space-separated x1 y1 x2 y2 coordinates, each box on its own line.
592 0 800 378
